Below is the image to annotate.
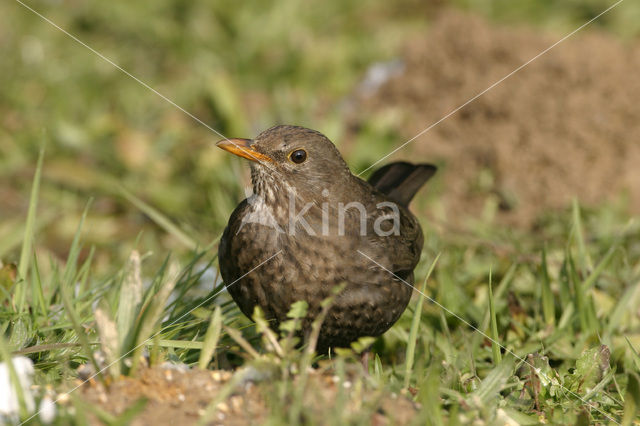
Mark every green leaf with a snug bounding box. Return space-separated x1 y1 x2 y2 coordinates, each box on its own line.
280 301 308 335
472 357 514 406
351 336 376 354
573 345 610 393
286 300 309 320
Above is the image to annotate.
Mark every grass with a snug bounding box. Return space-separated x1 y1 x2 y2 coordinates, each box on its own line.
2 0 640 424
4 152 640 424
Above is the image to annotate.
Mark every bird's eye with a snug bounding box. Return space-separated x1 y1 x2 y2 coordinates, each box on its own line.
289 149 307 164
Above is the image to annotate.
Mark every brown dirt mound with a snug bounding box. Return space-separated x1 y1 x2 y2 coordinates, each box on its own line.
348 11 640 227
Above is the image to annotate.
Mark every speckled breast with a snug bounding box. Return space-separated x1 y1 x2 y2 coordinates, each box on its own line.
217 201 415 350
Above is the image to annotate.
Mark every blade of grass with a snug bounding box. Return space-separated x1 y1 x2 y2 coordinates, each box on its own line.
626 337 640 370
404 253 440 388
331 358 348 425
558 258 572 319
290 284 346 424
373 353 383 381
61 201 92 286
567 248 600 334
472 356 514 405
470 263 516 356
572 199 592 273
608 282 640 334
198 306 223 369
59 201 104 384
17 147 44 312
582 368 615 401
77 246 95 296
557 302 575 330
488 269 501 364
582 246 616 291
157 339 205 350
117 250 143 350
129 261 181 374
585 294 599 335
567 250 589 332
223 325 261 360
540 247 555 326
621 373 640 426
60 274 104 383
30 253 48 319
119 185 197 250
94 304 121 378
253 306 285 358
416 365 444 426
12 342 87 356
0 213 56 260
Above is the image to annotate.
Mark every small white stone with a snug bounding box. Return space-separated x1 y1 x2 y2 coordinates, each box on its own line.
0 357 36 419
230 395 243 411
39 397 56 424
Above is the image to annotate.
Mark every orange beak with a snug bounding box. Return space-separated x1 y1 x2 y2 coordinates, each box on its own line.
216 138 273 163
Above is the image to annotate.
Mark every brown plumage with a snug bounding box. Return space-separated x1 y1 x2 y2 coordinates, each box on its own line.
217 125 436 352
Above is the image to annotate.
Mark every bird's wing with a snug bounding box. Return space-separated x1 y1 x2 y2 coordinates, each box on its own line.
361 196 424 278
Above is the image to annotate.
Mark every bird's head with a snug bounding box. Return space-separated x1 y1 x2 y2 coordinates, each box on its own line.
216 125 351 202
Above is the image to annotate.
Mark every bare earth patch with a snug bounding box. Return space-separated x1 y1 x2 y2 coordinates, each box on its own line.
348 10 640 227
79 364 417 425
80 367 265 425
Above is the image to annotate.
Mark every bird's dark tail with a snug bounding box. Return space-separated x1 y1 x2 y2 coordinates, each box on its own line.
367 162 437 207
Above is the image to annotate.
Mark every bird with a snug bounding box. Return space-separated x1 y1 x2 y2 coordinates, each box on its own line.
216 125 436 353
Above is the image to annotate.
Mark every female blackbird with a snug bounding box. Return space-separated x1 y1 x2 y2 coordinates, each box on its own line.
217 125 436 352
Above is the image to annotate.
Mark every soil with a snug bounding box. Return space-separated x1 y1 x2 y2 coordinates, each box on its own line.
78 364 417 425
346 10 640 227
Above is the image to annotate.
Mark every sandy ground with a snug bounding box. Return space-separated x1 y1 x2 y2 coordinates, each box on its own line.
79 364 417 425
347 10 640 227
